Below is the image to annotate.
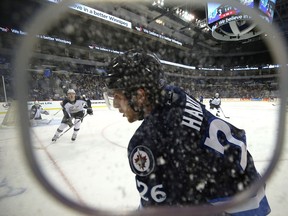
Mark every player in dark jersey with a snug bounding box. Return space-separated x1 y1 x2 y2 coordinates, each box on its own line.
199 95 204 103
103 50 271 215
51 89 93 141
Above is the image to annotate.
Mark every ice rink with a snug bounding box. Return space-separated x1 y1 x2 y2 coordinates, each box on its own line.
0 100 287 216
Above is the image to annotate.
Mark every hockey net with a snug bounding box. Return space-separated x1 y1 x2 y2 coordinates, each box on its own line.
1 101 18 127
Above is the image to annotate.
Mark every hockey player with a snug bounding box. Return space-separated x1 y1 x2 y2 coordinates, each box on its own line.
51 89 93 142
199 95 204 103
29 101 49 126
30 101 49 120
209 92 221 117
103 50 271 215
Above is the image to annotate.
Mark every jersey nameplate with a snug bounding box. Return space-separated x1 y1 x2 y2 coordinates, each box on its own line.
181 95 203 131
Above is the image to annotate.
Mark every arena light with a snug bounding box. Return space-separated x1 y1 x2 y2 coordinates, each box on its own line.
174 8 196 23
199 67 222 71
152 0 165 8
160 59 196 69
181 11 195 22
232 67 259 71
155 19 165 25
262 64 280 69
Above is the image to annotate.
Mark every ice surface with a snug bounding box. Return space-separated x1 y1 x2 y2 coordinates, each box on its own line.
0 101 287 216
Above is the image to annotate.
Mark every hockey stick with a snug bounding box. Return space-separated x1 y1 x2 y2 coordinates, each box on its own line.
37 109 62 125
220 107 230 119
46 108 63 124
53 108 62 115
34 114 89 150
54 113 88 141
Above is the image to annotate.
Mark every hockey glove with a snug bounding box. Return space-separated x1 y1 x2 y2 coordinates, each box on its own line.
87 108 93 115
44 110 49 115
64 117 73 127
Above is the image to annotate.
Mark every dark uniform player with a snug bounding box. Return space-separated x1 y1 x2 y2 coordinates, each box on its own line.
52 89 93 141
199 95 204 103
103 50 271 215
209 93 221 117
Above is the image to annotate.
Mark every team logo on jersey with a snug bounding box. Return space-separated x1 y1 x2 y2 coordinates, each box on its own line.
130 146 154 176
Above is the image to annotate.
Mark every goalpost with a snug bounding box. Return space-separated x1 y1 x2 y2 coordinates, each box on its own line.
1 100 17 127
0 75 17 127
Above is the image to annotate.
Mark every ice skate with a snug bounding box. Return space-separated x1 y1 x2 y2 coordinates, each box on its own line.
71 133 77 141
51 134 59 142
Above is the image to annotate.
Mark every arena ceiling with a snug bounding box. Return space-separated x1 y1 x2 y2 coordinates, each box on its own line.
1 0 288 68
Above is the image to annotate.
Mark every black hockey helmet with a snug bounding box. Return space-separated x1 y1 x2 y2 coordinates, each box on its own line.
104 49 166 94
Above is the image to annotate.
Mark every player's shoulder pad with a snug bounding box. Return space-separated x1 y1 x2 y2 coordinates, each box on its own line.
62 98 70 106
